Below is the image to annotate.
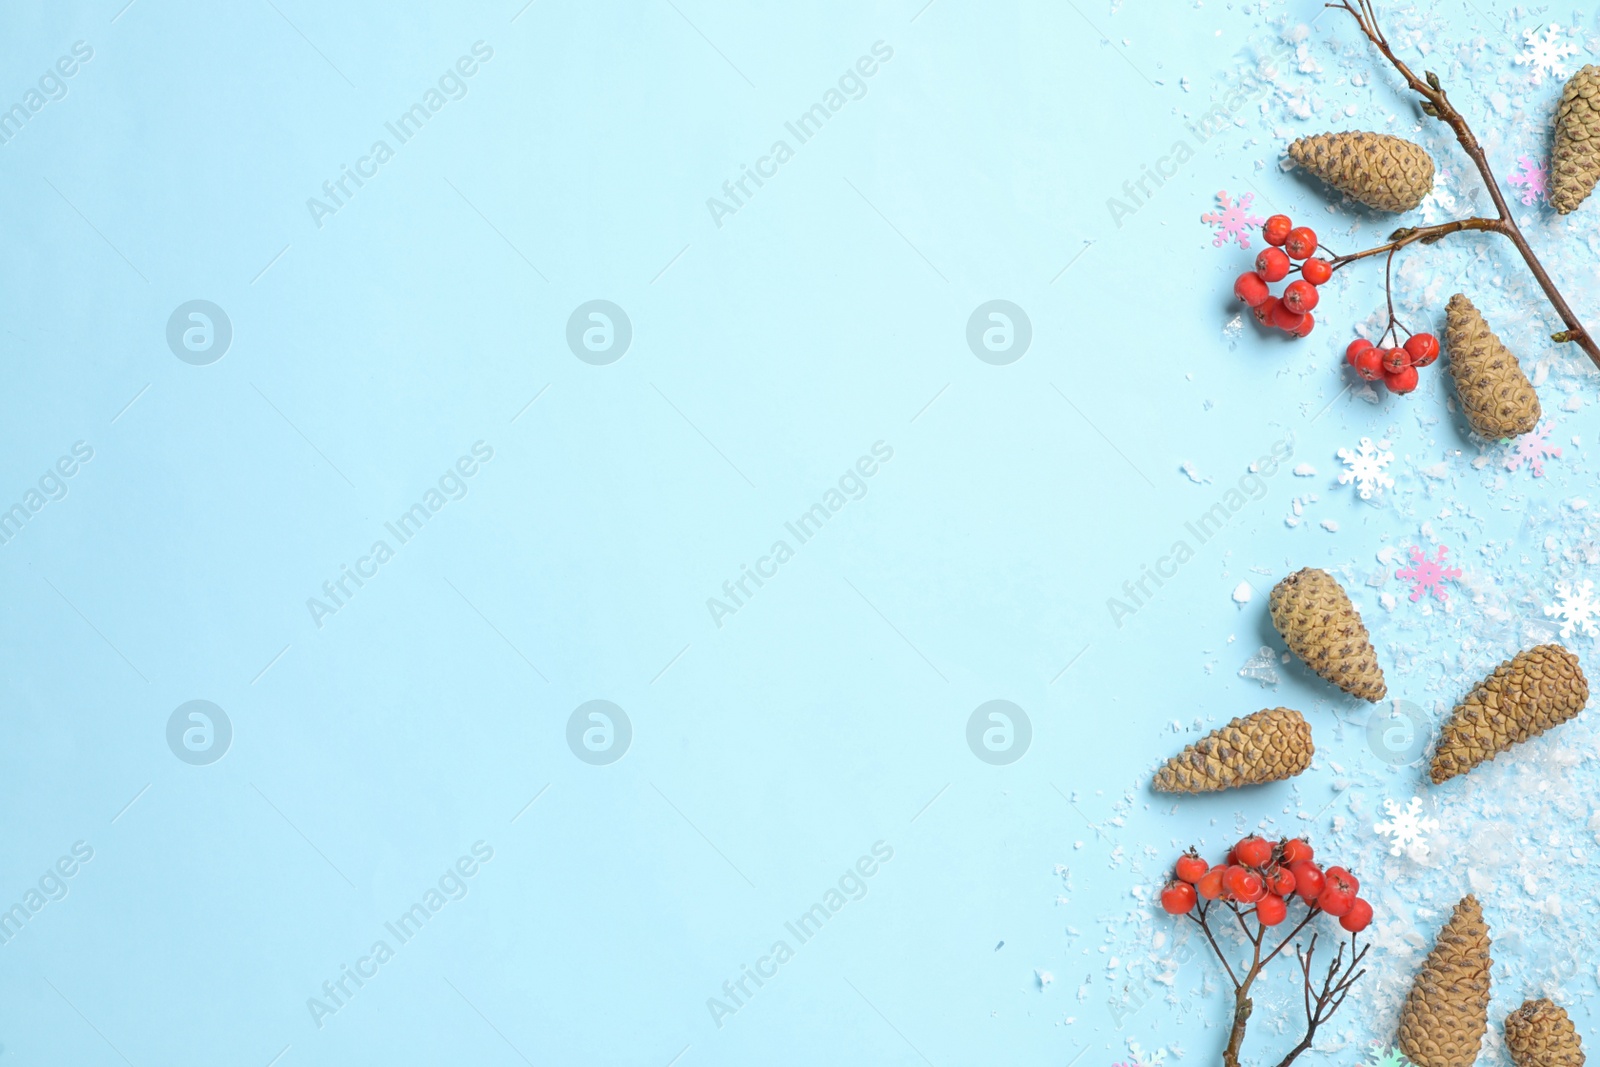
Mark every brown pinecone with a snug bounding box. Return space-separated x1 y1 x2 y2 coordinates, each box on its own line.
1506 998 1586 1067
1269 568 1386 702
1287 131 1435 212
1551 65 1600 214
1399 895 1493 1067
1445 293 1541 440
1151 707 1313 793
1430 644 1589 784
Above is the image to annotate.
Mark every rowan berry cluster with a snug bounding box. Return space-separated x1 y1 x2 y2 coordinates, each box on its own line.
1233 214 1329 338
1343 332 1438 395
1160 835 1372 933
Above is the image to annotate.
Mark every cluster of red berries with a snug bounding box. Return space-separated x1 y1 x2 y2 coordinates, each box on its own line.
1343 332 1438 395
1159 835 1372 933
1233 214 1329 338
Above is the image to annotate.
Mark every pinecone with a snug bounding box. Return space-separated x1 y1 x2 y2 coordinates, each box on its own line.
1430 644 1589 784
1445 293 1541 440
1151 707 1313 793
1269 568 1386 702
1399 895 1493 1067
1287 131 1435 212
1506 998 1585 1067
1551 65 1600 214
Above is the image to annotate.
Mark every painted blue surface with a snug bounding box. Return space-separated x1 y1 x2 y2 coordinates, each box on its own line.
3 1 1597 1064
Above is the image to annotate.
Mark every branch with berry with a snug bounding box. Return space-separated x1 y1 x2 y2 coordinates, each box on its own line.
1161 835 1370 1067
1231 0 1600 395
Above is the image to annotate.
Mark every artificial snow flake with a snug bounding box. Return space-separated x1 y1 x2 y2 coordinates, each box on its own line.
1507 155 1548 206
1506 421 1562 477
1201 190 1265 250
1362 1046 1413 1067
1544 579 1600 639
1375 797 1440 861
1337 437 1395 499
1395 544 1462 605
1418 169 1460 224
1514 24 1580 84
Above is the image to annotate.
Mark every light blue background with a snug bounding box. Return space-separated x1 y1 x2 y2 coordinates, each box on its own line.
3 1 1598 1064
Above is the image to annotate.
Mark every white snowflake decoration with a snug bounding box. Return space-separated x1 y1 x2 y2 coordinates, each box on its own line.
1514 24 1580 84
1545 579 1600 639
1337 438 1395 499
1375 797 1440 861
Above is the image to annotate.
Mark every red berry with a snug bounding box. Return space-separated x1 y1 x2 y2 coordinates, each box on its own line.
1344 339 1373 367
1405 332 1440 368
1324 866 1358 896
1289 861 1324 903
1224 866 1265 902
1196 865 1227 901
1291 311 1314 337
1316 885 1354 917
1263 214 1293 246
1384 365 1420 394
1280 839 1313 865
1233 271 1271 307
1317 868 1357 916
1284 226 1318 260
1381 347 1412 373
1256 894 1288 926
1161 880 1198 915
1340 897 1374 933
1354 347 1385 381
1252 297 1279 328
1301 257 1332 285
1271 300 1306 332
1175 852 1208 884
1266 865 1296 898
1281 279 1319 314
1255 247 1291 283
1234 836 1272 868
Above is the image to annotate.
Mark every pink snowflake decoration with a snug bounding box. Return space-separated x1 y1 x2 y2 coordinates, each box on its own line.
1396 545 1463 605
1506 421 1561 476
1507 155 1548 205
1202 190 1266 250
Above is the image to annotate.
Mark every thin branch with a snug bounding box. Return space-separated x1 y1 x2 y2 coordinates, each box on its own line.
1326 0 1600 368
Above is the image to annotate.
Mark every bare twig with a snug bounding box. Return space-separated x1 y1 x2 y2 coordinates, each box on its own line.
1325 0 1600 369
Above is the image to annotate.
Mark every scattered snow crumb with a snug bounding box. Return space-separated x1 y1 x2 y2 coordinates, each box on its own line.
1292 463 1317 477
1321 519 1340 532
1232 581 1254 606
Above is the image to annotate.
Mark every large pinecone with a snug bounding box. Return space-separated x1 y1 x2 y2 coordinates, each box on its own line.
1269 568 1386 701
1287 131 1435 212
1506 998 1586 1067
1445 293 1541 440
1551 65 1600 214
1430 644 1589 784
1152 707 1313 793
1399 895 1493 1067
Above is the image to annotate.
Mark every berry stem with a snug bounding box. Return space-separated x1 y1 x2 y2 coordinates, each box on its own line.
1327 0 1600 370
